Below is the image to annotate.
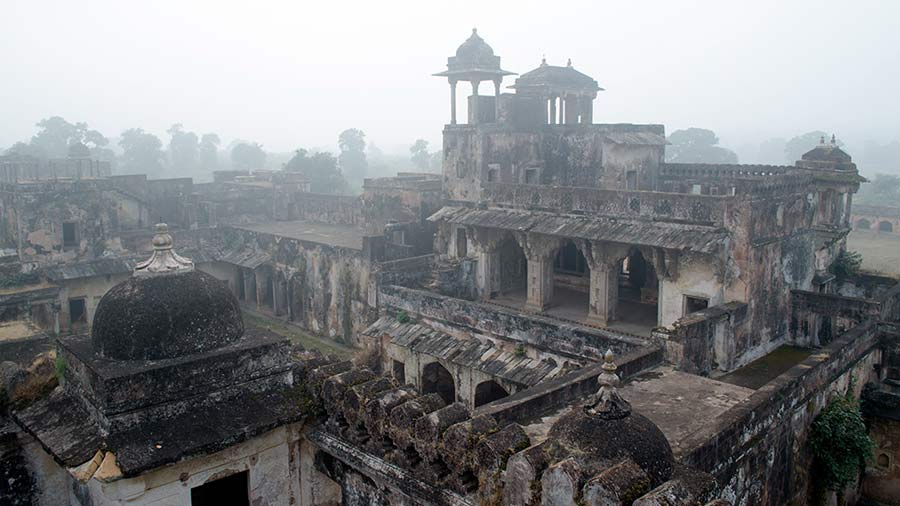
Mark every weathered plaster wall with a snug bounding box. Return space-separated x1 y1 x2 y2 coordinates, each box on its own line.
659 253 725 327
79 424 303 505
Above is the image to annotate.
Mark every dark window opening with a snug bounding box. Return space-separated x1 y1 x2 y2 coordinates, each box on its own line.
857 219 870 230
191 471 249 506
487 168 498 182
456 228 468 257
525 168 539 185
684 296 709 315
474 380 509 407
554 242 587 276
422 362 455 405
62 222 78 248
393 360 406 384
69 298 86 325
625 171 637 190
879 221 893 232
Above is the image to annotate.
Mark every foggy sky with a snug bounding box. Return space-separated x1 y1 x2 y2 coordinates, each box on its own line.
2 0 898 155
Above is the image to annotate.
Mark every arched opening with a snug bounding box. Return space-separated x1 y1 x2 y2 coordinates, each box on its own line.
878 221 894 232
259 266 275 312
548 240 591 319
615 249 659 334
857 218 871 230
422 362 455 405
474 380 509 407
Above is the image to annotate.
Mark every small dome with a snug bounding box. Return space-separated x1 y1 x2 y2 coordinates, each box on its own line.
544 351 674 486
802 135 852 164
91 225 243 360
454 28 496 66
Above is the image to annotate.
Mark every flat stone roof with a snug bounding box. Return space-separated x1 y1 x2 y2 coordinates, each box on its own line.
621 366 754 458
233 221 365 250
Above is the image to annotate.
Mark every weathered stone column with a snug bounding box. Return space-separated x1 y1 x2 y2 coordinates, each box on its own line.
471 228 503 300
471 80 481 124
493 78 502 123
578 240 619 326
450 79 458 125
521 234 560 311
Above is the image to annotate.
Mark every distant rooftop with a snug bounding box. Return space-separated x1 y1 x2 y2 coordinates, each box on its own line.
233 221 365 250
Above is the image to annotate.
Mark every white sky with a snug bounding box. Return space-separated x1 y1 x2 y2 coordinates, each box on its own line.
2 0 898 154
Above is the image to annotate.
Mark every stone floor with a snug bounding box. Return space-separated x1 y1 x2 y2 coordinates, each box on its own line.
492 286 658 336
621 365 754 458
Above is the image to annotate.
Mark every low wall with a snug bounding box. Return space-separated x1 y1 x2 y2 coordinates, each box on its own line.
790 289 882 346
655 301 748 375
680 321 892 506
378 284 649 361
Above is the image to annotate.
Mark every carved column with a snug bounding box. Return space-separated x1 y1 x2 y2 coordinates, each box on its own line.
520 233 560 311
471 228 503 300
578 240 618 326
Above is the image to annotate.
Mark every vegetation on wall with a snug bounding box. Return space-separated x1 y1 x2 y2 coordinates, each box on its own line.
829 250 863 280
809 387 874 502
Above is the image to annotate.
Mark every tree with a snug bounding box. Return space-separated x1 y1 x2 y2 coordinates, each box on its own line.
25 116 111 160
199 133 221 172
231 142 266 171
338 128 367 188
284 149 348 194
119 128 165 176
665 128 738 164
67 142 91 158
856 173 900 206
410 139 431 170
785 131 844 163
167 124 199 171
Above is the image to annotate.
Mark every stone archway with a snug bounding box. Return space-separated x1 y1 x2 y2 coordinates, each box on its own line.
878 221 894 233
422 362 455 405
474 380 509 407
856 218 871 230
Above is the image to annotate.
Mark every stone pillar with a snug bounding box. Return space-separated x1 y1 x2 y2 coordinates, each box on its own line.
450 80 458 125
587 262 618 326
471 80 481 125
577 240 620 326
549 97 557 125
243 268 256 307
472 228 503 300
255 269 266 310
52 303 60 336
493 79 502 123
521 234 560 311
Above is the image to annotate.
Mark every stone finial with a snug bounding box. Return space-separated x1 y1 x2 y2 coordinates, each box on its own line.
830 133 837 145
585 349 631 420
541 54 547 66
820 135 826 145
567 58 572 67
133 223 194 277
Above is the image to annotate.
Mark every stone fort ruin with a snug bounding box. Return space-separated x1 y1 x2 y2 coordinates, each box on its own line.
2 29 900 506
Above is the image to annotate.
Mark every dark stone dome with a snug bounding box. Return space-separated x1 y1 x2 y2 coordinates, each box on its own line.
92 270 244 361
455 28 496 65
546 407 675 486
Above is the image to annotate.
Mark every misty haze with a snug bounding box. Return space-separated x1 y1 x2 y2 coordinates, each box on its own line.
1 1 899 506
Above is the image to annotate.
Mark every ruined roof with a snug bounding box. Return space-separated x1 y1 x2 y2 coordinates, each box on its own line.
232 221 366 250
13 381 310 476
429 206 728 253
365 316 567 387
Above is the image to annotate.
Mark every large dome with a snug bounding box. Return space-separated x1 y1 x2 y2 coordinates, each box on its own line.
91 225 243 361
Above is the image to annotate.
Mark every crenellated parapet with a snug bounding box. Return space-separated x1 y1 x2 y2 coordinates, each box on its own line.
302 351 731 506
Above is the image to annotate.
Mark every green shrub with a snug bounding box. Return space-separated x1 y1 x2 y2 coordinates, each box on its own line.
829 251 862 280
809 389 874 497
